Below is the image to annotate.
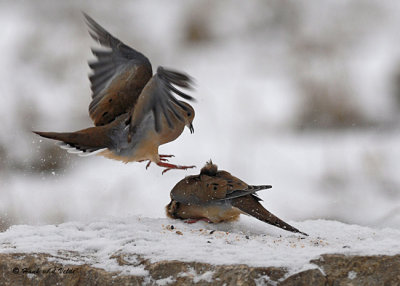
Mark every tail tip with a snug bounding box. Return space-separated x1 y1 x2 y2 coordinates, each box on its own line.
299 231 309 236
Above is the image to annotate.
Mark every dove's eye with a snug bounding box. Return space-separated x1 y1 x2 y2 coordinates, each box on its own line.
187 112 191 116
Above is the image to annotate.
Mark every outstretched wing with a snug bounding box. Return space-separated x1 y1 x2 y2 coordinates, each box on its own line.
128 66 195 135
84 13 153 126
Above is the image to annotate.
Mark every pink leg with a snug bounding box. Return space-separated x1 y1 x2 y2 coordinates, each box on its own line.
144 156 170 170
160 154 175 158
156 161 196 174
145 160 151 169
159 155 175 162
143 156 181 170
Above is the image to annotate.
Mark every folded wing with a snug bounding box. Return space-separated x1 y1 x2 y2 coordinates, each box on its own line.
170 172 271 205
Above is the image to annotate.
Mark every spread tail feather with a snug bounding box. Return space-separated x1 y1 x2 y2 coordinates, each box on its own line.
34 131 72 142
33 128 111 155
231 195 308 236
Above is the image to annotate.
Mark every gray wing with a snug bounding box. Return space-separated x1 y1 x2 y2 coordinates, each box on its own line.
223 185 272 201
84 13 153 126
128 66 195 134
213 170 271 201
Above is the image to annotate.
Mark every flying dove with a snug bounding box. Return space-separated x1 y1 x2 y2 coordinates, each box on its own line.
166 161 308 235
34 13 196 174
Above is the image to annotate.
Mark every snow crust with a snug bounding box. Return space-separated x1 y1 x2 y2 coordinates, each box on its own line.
1 216 399 276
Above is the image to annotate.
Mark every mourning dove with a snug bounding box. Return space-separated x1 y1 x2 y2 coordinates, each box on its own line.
34 13 196 174
166 161 308 235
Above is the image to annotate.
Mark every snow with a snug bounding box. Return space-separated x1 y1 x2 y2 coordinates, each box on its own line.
154 276 176 286
1 1 400 280
189 270 214 283
0 216 399 276
348 271 357 280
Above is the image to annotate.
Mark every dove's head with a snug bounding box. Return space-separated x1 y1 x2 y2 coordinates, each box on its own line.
180 102 195 134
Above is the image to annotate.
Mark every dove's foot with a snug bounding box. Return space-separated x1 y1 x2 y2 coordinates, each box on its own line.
160 154 175 158
159 154 175 163
157 162 196 174
145 160 152 169
139 159 152 169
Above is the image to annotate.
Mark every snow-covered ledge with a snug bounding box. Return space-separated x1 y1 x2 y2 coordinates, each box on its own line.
0 216 399 285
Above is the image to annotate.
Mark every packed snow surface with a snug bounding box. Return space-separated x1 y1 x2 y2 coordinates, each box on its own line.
1 0 400 231
0 216 399 276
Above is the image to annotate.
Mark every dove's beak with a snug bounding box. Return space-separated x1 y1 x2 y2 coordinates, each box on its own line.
188 123 194 134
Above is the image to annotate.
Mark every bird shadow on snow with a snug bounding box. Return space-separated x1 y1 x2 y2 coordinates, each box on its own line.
169 216 302 238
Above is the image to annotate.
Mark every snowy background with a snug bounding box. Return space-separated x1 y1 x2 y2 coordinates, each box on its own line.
1 0 400 233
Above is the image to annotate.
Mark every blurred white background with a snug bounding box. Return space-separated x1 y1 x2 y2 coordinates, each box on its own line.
1 0 400 231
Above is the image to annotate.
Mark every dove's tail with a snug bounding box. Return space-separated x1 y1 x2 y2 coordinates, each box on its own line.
33 127 111 156
231 195 308 236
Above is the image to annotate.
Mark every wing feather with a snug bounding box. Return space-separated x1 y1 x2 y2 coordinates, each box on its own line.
128 66 195 135
83 13 153 126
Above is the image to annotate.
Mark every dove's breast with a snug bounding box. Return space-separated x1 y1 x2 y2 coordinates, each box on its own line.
100 113 159 162
176 202 242 223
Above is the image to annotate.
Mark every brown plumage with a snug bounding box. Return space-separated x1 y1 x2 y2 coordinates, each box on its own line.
33 13 196 173
166 161 308 236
